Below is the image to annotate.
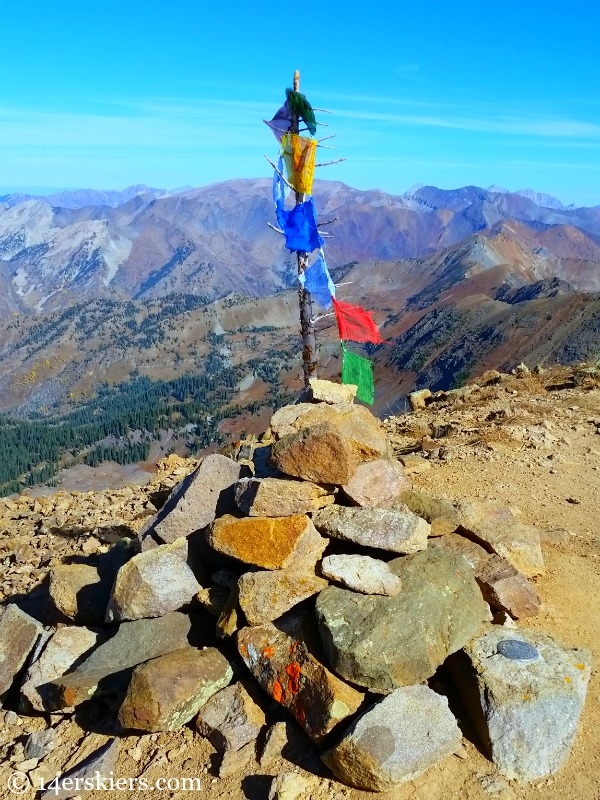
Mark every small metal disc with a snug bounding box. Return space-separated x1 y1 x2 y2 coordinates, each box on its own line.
497 639 539 662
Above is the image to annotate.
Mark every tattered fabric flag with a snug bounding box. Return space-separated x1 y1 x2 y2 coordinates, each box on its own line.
273 156 287 228
298 252 335 309
279 197 323 253
333 298 384 344
264 103 293 143
282 133 317 195
286 89 317 136
341 343 375 405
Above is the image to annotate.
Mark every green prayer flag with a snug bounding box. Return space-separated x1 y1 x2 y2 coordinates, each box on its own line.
341 343 375 405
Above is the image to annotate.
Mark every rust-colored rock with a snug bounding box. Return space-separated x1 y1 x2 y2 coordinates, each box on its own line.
207 514 325 570
237 624 364 741
270 423 359 485
271 403 388 485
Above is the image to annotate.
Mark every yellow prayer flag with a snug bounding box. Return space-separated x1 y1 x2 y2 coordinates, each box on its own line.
281 133 317 194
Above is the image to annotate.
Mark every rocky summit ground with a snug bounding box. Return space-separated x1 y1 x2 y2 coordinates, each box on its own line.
0 364 599 800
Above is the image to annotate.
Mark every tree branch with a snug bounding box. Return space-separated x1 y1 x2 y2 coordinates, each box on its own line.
264 155 295 191
315 158 346 167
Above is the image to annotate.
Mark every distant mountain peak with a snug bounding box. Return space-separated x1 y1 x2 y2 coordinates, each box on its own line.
515 188 568 210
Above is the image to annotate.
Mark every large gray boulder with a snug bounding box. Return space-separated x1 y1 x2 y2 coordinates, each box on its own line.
316 547 490 692
323 686 462 791
454 627 592 782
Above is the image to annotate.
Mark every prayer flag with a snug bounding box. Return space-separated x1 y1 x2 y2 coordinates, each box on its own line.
285 89 317 136
281 197 323 253
341 344 375 405
333 298 384 344
264 103 293 143
299 252 335 309
282 133 317 194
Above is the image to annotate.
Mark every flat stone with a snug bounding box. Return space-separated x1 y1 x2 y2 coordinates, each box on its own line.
341 459 411 508
456 500 544 577
216 585 241 639
259 721 289 767
268 771 318 800
320 554 402 596
475 554 541 619
316 548 490 692
312 505 429 554
407 389 432 411
207 515 326 570
196 681 266 752
322 686 462 791
118 646 232 732
234 477 334 517
308 379 357 405
20 626 100 712
398 454 431 474
456 627 592 782
238 570 328 626
238 623 364 740
0 604 44 700
106 537 204 622
40 738 118 800
139 454 246 549
45 612 195 708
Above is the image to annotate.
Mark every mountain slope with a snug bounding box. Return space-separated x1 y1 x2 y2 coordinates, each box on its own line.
1 180 600 314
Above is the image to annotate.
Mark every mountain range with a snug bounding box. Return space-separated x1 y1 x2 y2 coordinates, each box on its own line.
1 181 599 319
1 178 599 492
0 179 598 419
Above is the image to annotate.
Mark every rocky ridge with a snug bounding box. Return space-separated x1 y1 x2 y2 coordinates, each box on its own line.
0 368 598 799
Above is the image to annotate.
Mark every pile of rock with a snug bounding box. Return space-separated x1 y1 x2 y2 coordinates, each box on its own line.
0 379 592 794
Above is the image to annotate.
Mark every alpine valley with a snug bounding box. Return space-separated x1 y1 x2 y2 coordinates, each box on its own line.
1 180 599 494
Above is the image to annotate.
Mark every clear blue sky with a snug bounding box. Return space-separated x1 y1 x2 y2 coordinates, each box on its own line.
1 0 599 206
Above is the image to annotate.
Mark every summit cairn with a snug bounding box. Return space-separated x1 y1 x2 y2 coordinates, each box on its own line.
0 375 593 795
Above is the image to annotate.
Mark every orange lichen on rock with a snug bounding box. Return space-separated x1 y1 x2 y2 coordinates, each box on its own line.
272 681 284 703
285 662 302 694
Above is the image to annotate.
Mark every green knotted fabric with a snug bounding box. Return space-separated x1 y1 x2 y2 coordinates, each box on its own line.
341 343 375 405
286 89 317 135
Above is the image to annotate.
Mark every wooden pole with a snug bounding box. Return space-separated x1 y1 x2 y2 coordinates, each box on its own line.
290 69 317 387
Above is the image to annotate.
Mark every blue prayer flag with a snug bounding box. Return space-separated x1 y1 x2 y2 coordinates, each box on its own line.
299 252 336 309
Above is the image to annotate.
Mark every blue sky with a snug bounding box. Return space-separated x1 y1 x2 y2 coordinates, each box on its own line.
1 0 599 206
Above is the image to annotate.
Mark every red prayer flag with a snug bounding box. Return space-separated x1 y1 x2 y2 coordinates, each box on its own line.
333 298 384 344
